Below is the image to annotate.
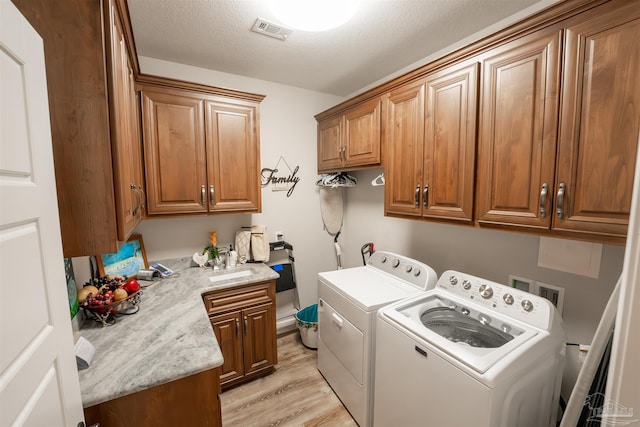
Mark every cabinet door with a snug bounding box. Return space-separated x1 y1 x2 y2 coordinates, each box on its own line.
205 100 261 212
423 61 479 222
384 81 425 217
141 89 207 214
317 115 344 172
107 0 138 240
108 0 145 239
210 311 244 384
476 28 562 228
344 98 381 168
242 303 277 377
554 6 640 238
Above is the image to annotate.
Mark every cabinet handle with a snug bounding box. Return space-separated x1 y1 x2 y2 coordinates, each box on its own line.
423 185 428 208
556 182 566 219
201 185 205 206
539 183 548 218
130 183 139 216
138 185 146 211
209 185 214 204
415 185 421 207
235 318 240 337
244 317 248 336
331 312 343 328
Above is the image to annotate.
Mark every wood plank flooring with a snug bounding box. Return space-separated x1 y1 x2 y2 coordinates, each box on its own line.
220 332 358 427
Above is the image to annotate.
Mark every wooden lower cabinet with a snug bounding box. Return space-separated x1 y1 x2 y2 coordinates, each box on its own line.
204 281 277 390
84 367 222 427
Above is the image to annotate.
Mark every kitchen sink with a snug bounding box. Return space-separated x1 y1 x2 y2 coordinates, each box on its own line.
208 269 253 283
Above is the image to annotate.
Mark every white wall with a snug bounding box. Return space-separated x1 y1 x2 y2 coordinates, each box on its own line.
133 56 344 309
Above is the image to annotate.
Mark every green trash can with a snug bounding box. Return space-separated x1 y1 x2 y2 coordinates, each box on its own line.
295 304 318 349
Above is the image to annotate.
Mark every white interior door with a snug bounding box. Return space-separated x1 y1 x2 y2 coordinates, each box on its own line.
0 1 85 426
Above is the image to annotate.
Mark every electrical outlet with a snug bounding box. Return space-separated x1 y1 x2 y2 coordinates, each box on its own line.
536 281 564 314
274 231 284 242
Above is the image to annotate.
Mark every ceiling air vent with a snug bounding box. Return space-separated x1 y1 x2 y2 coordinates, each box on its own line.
251 18 293 41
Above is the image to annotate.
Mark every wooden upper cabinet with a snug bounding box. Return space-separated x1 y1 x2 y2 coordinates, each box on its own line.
206 100 261 213
138 76 264 216
344 98 381 168
423 61 478 222
318 115 346 172
384 81 426 217
12 0 141 257
317 97 381 172
385 61 478 223
140 88 207 214
554 4 640 239
105 0 144 240
476 27 562 229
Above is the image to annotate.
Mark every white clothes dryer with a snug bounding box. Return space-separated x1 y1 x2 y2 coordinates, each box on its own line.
318 251 438 427
373 270 566 427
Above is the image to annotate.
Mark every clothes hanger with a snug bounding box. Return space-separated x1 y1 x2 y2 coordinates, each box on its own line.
371 172 385 187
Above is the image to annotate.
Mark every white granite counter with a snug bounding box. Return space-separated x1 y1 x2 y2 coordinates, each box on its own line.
77 258 279 407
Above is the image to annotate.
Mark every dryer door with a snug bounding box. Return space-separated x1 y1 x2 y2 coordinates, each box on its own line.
318 298 364 383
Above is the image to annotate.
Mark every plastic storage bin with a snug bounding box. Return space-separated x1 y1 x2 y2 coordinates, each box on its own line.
295 304 318 349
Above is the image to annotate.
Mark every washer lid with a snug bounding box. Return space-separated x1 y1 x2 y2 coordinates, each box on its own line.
318 266 426 311
379 292 542 374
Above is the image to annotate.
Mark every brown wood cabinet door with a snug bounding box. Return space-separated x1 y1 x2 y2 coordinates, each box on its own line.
205 100 261 213
384 81 426 217
344 98 381 168
476 28 562 228
141 89 207 214
210 312 244 385
317 115 344 172
423 61 479 222
129 67 145 217
242 303 277 377
554 6 640 238
106 0 143 240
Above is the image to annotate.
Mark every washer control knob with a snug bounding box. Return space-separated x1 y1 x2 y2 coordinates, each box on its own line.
461 307 470 315
405 265 413 273
478 284 493 299
392 259 400 268
462 280 472 290
449 276 458 285
503 294 514 305
380 256 387 263
413 269 421 277
521 300 534 312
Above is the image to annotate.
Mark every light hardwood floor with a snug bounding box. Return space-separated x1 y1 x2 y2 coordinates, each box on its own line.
220 331 358 427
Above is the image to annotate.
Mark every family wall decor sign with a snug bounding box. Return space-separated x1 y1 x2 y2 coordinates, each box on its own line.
261 156 300 197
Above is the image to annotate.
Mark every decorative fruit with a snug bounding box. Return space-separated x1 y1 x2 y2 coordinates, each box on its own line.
77 287 96 303
113 288 128 301
124 278 140 294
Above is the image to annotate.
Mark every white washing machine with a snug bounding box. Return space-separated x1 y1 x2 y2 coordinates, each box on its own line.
318 251 438 427
374 270 566 427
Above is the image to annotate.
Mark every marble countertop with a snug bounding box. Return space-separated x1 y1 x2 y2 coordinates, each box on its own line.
77 258 279 408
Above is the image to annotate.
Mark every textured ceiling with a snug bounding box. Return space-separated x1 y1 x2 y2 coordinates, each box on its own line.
128 0 549 96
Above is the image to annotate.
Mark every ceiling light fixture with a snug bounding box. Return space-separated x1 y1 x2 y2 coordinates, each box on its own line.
268 0 361 32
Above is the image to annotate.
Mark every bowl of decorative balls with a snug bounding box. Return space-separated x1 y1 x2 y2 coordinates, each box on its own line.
77 276 142 326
